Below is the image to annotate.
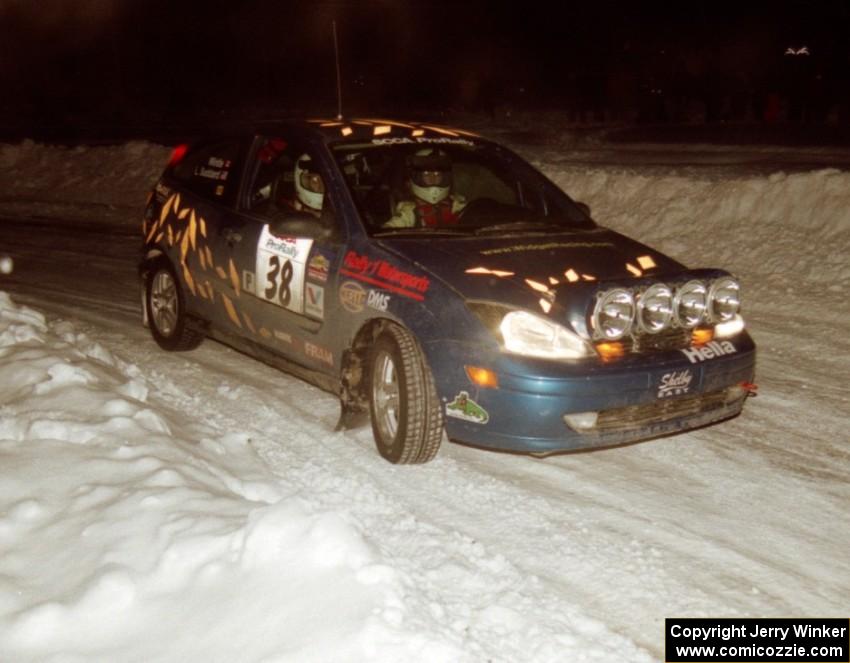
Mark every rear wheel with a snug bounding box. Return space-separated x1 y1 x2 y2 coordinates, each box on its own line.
369 324 443 464
145 258 203 351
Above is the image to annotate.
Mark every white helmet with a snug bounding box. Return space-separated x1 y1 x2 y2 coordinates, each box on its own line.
409 148 451 205
294 154 324 212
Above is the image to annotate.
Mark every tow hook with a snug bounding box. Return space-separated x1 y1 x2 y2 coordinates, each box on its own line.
741 382 759 397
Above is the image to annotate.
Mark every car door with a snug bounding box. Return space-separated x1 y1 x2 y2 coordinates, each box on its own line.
210 134 345 371
160 137 251 328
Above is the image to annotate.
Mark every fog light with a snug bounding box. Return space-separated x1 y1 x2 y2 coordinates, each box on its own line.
724 384 748 402
563 411 599 431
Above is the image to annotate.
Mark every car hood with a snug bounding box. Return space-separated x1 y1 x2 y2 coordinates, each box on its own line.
378 227 685 307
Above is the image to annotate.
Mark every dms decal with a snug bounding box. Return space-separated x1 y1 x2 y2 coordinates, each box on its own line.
367 290 390 312
339 280 366 313
681 340 737 364
305 283 325 319
445 391 489 424
657 369 693 398
340 250 430 300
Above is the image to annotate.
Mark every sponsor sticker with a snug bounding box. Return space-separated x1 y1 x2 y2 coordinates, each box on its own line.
657 369 693 398
340 250 430 300
305 283 324 319
307 252 331 282
367 289 390 312
445 391 489 424
339 280 367 313
304 341 333 366
680 340 737 364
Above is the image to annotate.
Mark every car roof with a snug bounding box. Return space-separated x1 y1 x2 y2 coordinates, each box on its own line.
254 117 485 146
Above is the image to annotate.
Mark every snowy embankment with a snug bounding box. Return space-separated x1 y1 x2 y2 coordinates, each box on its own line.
0 136 848 662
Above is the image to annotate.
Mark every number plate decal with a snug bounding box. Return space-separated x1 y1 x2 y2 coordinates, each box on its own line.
255 227 313 313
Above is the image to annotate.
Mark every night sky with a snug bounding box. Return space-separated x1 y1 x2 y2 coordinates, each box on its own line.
1 0 849 138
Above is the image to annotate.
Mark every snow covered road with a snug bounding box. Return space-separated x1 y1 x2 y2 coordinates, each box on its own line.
0 136 848 661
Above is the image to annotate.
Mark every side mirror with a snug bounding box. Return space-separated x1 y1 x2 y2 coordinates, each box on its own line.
268 209 335 240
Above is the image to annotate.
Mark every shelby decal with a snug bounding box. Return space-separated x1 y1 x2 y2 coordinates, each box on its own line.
446 391 489 424
340 251 430 300
658 369 693 398
367 290 390 312
339 280 366 313
305 283 324 319
681 340 737 364
304 342 333 366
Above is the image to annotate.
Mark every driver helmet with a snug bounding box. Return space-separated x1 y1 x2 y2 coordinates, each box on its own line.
294 154 324 212
409 148 451 205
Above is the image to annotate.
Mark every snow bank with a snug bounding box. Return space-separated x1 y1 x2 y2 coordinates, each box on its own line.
0 292 438 662
542 165 850 291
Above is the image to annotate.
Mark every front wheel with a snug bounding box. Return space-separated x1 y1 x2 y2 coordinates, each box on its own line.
144 258 203 352
369 324 443 464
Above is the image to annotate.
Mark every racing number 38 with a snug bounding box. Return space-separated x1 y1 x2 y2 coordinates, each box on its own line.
264 255 293 306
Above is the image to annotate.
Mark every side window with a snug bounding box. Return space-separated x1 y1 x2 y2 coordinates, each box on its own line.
247 137 335 225
171 140 245 204
248 138 297 215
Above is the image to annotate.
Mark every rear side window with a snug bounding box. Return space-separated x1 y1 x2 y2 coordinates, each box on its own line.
170 140 245 205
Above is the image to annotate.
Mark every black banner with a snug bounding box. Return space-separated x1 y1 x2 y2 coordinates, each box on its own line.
666 618 849 662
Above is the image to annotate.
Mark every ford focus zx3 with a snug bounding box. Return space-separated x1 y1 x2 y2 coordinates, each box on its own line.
140 119 756 464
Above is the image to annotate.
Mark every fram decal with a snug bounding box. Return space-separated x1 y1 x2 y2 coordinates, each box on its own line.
657 369 693 398
304 342 333 366
305 283 324 319
445 391 489 424
681 340 737 364
339 280 366 313
340 251 430 300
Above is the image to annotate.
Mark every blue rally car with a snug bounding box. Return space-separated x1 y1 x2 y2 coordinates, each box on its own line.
140 119 756 463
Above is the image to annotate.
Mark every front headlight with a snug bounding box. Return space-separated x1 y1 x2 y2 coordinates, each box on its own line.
499 310 593 359
708 277 741 323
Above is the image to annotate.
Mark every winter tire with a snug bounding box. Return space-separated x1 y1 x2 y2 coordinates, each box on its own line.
369 324 443 464
145 258 203 352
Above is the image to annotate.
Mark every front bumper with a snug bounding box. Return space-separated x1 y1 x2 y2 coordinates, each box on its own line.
428 334 756 454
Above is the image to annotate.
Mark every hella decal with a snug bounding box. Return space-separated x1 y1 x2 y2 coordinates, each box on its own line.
657 370 693 398
681 340 737 364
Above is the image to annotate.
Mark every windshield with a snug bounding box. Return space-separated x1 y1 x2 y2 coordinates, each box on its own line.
329 140 595 236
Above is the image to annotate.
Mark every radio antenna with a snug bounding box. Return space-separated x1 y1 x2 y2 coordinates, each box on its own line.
332 20 343 120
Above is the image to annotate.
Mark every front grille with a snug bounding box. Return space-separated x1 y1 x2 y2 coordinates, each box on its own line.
594 387 737 432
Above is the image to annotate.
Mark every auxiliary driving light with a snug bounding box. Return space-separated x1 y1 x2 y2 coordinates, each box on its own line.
708 277 741 323
674 280 707 328
637 283 673 334
593 288 634 340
